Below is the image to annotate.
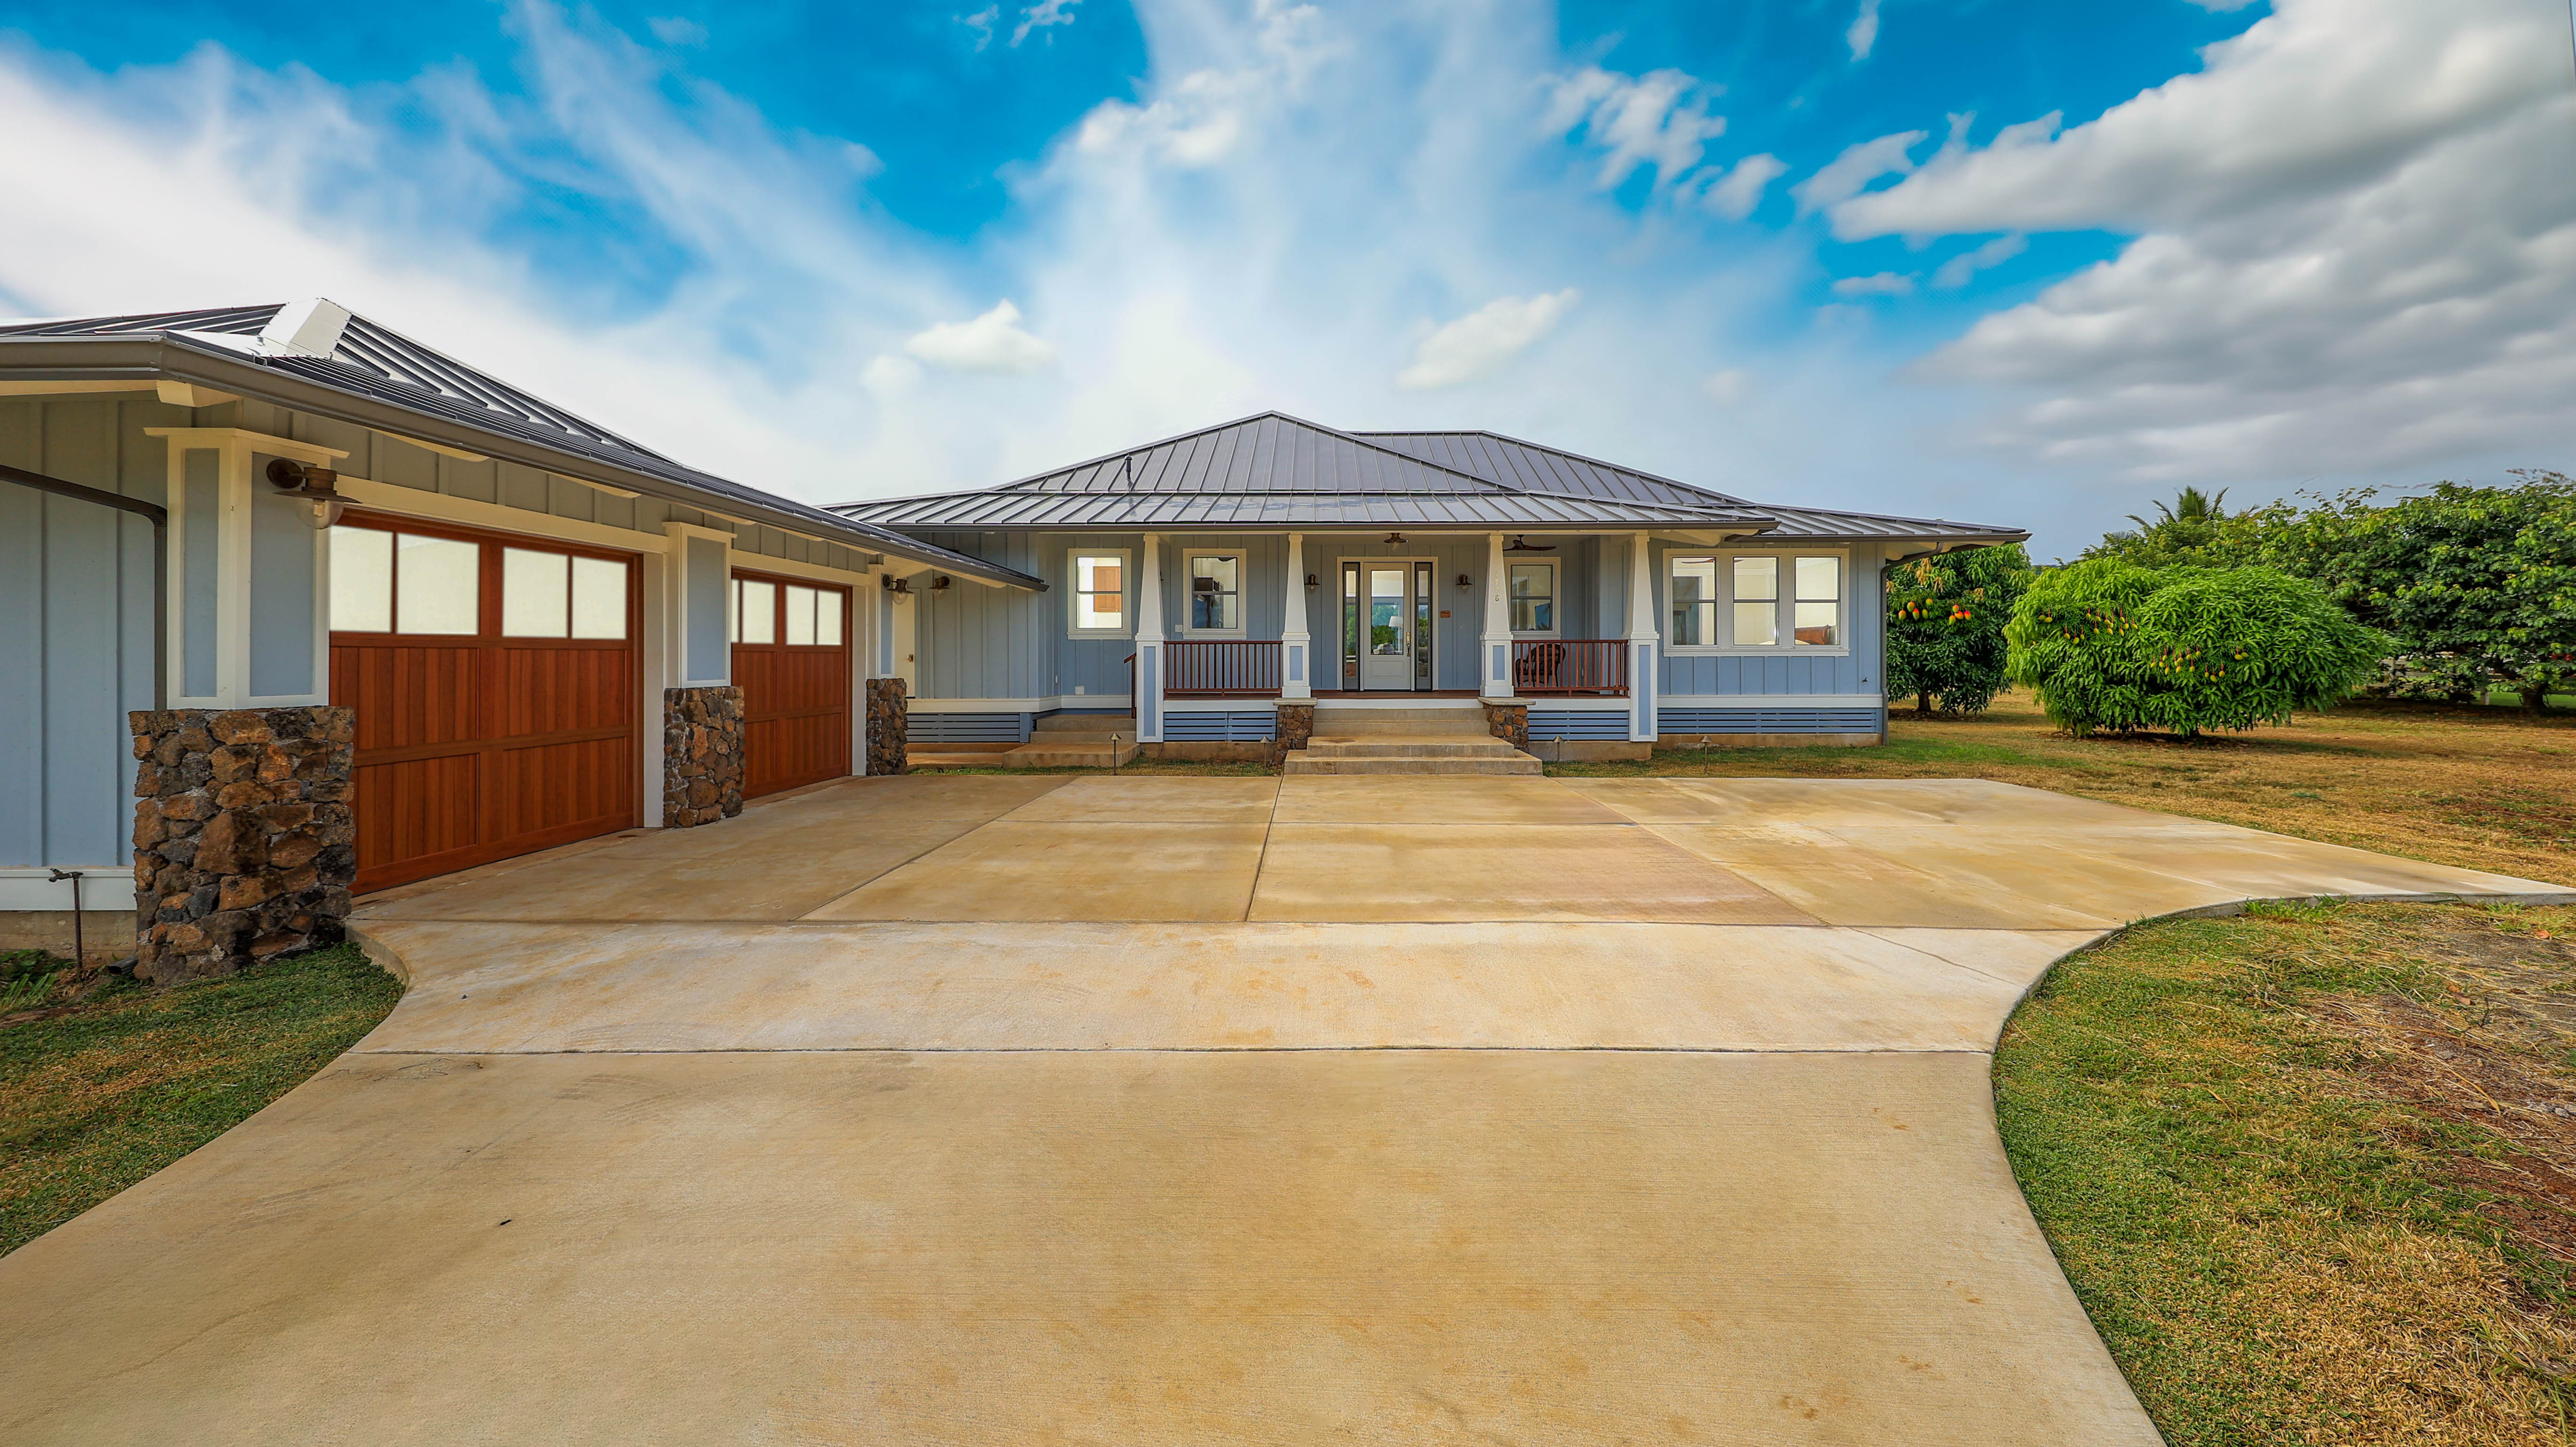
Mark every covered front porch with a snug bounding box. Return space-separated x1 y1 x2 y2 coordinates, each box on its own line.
1126 527 1665 746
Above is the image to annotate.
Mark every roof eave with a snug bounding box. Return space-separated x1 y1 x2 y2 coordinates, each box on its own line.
0 333 1043 591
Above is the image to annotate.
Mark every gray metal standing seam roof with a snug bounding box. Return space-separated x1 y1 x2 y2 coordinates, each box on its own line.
0 303 1043 588
833 412 2028 545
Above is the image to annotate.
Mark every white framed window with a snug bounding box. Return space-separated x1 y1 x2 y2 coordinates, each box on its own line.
1183 550 1245 635
1508 561 1558 636
1667 550 1848 653
1069 549 1130 637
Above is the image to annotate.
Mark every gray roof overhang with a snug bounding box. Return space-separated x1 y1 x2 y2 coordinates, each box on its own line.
0 333 1044 590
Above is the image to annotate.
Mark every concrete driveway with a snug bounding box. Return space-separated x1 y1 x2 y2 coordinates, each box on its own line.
4 774 2565 1445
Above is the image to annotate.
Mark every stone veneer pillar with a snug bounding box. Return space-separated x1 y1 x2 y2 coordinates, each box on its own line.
866 677 908 776
663 686 745 828
129 707 357 985
1273 701 1314 765
1484 700 1531 751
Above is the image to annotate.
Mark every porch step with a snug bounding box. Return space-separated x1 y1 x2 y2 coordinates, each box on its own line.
1310 707 1488 736
1281 751 1542 776
1035 713 1135 733
1304 735 1526 759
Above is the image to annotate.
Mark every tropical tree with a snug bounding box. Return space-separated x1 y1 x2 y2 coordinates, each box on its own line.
2084 485 2292 569
2005 559 2388 738
2285 473 2576 712
1885 543 2032 715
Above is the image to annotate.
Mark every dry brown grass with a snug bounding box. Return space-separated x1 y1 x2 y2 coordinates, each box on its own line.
1560 692 2575 887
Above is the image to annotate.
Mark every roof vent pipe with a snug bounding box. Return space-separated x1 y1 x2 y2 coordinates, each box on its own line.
258 298 353 359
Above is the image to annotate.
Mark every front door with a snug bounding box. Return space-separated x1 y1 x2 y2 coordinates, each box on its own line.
1350 560 1436 691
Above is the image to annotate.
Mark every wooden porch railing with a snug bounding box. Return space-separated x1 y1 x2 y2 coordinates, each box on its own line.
1165 639 1282 696
1513 639 1628 696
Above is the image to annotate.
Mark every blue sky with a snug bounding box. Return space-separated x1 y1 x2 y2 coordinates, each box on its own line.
2 0 2570 556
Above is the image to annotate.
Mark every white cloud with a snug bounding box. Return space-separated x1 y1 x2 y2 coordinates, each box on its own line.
1396 289 1580 389
1791 130 1924 216
1830 272 1914 298
861 354 923 392
1846 0 1882 63
903 300 1057 373
1830 0 2576 482
1691 153 1787 221
957 6 999 51
646 16 707 47
1929 233 2024 290
1702 368 1751 405
1548 65 1726 192
1012 0 1079 47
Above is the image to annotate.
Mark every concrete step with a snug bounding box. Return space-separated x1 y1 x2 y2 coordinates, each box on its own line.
999 741 1142 768
1311 708 1488 736
1035 714 1136 734
1304 735 1522 758
1280 753 1543 776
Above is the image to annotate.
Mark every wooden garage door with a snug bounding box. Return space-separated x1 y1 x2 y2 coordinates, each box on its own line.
730 570 852 799
328 514 641 894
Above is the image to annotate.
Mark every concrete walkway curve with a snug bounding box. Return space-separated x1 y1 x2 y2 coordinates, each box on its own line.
2 773 2565 1445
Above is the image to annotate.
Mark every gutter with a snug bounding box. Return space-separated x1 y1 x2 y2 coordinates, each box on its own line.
0 334 1044 592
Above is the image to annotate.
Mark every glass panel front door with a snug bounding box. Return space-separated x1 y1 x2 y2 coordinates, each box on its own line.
1361 567 1409 689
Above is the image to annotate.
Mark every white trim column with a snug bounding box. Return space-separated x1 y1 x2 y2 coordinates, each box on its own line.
1280 531 1312 701
1627 530 1659 742
1480 530 1514 700
1134 532 1165 741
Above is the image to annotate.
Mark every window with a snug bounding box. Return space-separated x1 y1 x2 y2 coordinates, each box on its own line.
501 547 629 639
1794 556 1840 646
1070 550 1127 636
1667 551 1847 652
327 525 476 635
1186 552 1242 633
1508 562 1556 635
734 578 776 645
1669 556 1717 646
1733 557 1777 646
730 576 846 647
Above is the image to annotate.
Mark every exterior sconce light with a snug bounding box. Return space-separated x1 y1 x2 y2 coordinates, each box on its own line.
264 458 348 530
930 574 952 592
1304 573 1318 590
1383 532 1405 545
1456 574 1471 590
883 574 912 595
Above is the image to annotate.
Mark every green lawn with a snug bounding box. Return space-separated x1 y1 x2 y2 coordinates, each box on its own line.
2001 901 2576 1444
1 944 401 1257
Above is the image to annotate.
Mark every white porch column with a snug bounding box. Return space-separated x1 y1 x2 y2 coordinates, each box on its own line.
1280 531 1312 700
1627 530 1659 743
1134 532 1166 741
1480 530 1514 700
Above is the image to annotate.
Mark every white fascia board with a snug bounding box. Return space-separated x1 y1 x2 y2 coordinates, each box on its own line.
338 476 673 554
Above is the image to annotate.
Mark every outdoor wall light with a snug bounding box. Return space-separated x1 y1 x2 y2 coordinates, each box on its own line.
930 574 952 592
264 458 348 530
1383 532 1405 544
1304 572 1318 589
883 574 912 595
1456 573 1471 590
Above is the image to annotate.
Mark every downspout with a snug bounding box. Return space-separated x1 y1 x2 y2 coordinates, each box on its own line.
0 461 169 710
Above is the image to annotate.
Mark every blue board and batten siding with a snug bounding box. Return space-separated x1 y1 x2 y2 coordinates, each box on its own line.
0 397 176 871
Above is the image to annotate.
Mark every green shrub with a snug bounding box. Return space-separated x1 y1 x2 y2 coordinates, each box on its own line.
2006 560 2388 737
1885 543 2033 715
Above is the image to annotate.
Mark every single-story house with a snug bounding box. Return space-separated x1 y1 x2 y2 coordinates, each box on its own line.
832 412 2025 756
1 299 1036 975
1 300 2024 977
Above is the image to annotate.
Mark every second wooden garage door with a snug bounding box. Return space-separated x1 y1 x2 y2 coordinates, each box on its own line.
730 570 853 798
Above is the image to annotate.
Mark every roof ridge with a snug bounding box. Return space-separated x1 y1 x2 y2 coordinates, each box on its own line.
1352 427 1754 507
889 409 1533 502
